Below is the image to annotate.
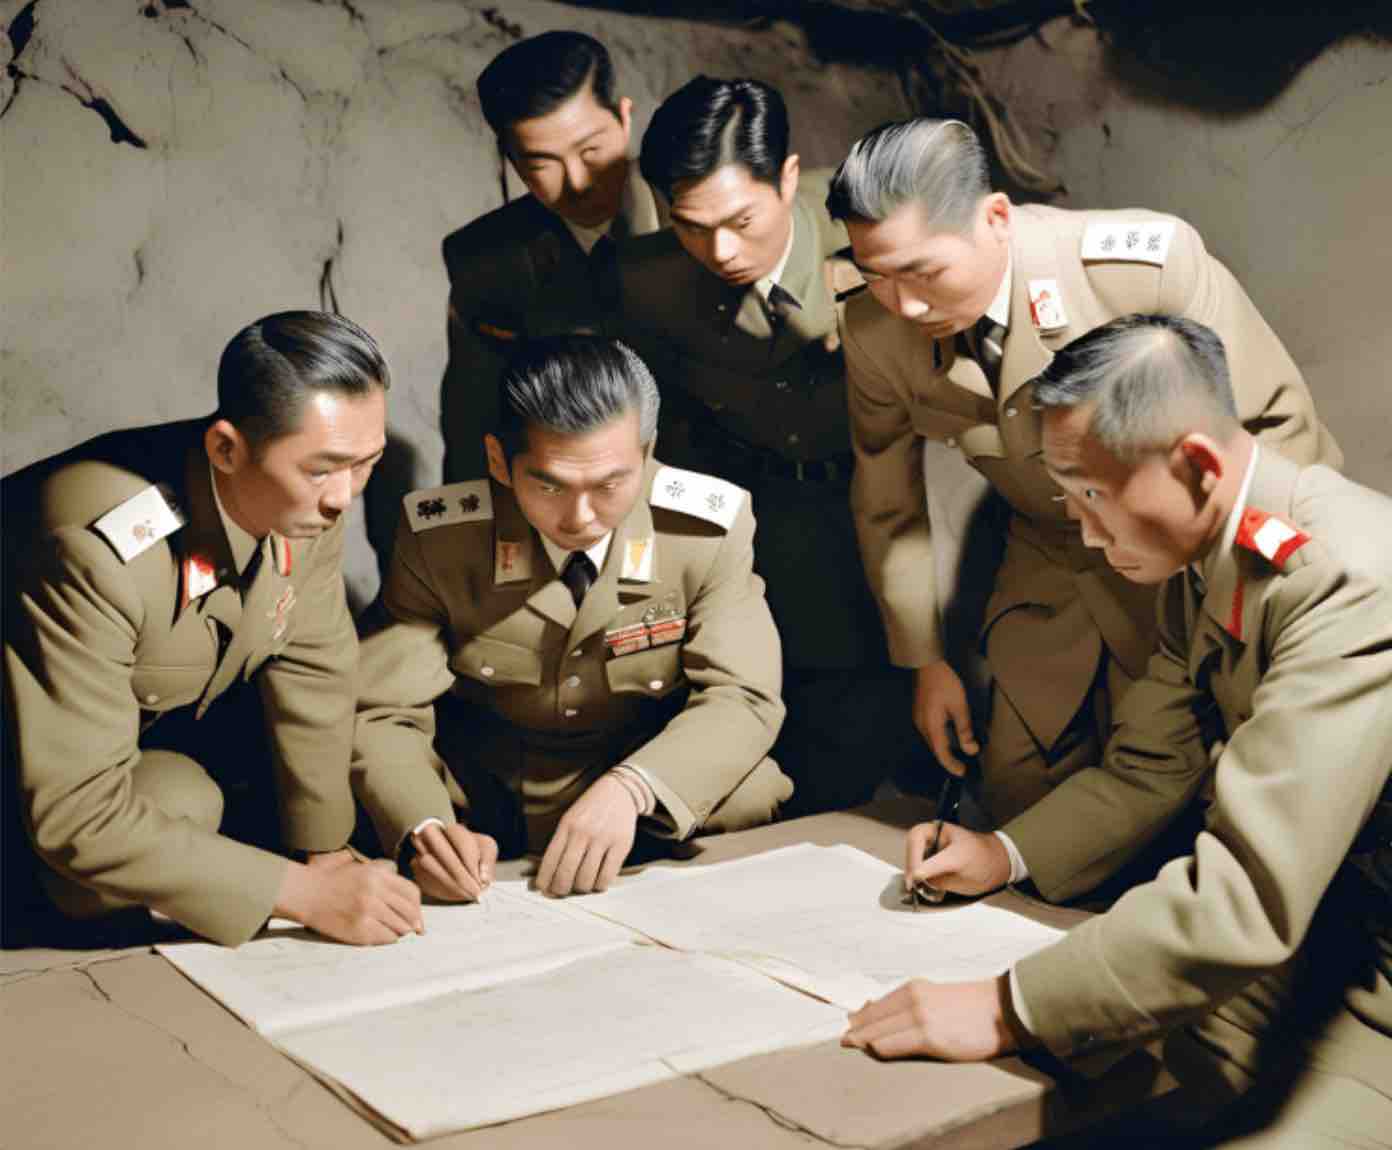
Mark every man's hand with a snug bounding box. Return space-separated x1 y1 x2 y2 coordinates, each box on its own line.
905 822 1011 897
842 975 1019 1061
535 774 639 896
275 851 423 945
410 821 498 903
913 660 979 774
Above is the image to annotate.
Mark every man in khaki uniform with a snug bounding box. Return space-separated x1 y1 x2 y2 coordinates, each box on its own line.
618 77 922 814
354 335 790 900
845 317 1391 1148
827 118 1340 823
3 311 423 947
441 30 664 481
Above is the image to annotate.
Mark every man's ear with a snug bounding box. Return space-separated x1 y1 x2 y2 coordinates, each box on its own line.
484 434 513 488
205 419 249 476
780 153 801 204
1176 433 1224 498
981 192 1011 244
617 95 634 146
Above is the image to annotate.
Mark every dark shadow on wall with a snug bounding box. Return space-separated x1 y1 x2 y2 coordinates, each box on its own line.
354 429 422 615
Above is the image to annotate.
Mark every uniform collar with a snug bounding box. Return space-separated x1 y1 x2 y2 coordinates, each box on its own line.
208 462 261 577
539 531 613 578
753 215 797 303
985 251 1012 329
558 160 662 253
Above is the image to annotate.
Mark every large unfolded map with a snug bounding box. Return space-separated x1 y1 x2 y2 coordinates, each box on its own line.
159 843 1066 1140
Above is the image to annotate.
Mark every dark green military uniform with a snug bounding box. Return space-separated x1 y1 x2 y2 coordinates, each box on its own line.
440 166 664 480
617 170 924 814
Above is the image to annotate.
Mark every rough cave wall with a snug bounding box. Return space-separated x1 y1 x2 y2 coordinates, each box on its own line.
0 0 910 607
974 16 1392 491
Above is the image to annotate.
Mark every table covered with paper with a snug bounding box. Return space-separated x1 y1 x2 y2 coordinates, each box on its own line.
157 842 1070 1140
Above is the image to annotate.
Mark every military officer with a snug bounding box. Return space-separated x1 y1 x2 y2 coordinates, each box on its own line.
354 335 791 900
844 317 1392 1147
827 118 1341 823
440 30 665 481
3 311 423 947
618 77 922 815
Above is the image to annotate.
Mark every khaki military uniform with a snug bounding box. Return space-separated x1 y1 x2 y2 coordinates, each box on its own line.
1005 448 1392 1145
440 165 665 480
3 422 359 945
352 461 791 856
844 204 1341 822
618 171 922 814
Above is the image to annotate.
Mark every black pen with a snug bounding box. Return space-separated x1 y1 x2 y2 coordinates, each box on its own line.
910 773 958 909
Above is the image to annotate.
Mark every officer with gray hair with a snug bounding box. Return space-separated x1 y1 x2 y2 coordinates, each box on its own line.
827 116 1341 826
353 335 791 901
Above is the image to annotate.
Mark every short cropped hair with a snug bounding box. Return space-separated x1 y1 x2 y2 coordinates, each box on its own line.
1033 315 1240 460
494 335 660 461
216 311 390 449
640 76 789 201
477 31 620 144
826 118 988 234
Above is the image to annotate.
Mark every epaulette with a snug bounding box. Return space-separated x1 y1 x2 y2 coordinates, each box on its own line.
650 466 744 530
1080 218 1175 267
404 481 493 533
91 483 185 562
1235 507 1311 569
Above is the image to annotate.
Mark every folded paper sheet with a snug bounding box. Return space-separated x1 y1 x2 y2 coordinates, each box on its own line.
159 844 1067 1139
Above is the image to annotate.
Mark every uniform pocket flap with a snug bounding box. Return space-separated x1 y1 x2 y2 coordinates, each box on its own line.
604 647 685 698
452 634 543 687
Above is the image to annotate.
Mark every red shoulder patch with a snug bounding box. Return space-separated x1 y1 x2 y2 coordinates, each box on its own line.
1235 507 1310 570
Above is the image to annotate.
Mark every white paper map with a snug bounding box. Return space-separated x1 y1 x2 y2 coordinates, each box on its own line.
159 844 1069 1139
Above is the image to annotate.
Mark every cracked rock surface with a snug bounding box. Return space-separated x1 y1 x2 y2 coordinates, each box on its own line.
0 0 909 607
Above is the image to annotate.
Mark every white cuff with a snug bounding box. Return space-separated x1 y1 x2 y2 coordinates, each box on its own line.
994 830 1030 884
396 816 447 861
610 763 658 817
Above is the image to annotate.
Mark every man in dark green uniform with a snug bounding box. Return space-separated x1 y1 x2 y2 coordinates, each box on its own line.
440 30 665 481
618 78 924 814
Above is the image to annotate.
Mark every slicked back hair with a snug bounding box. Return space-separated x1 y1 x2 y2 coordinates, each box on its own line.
1033 315 1240 461
826 118 988 234
477 31 621 146
494 335 660 462
640 76 789 201
216 311 390 451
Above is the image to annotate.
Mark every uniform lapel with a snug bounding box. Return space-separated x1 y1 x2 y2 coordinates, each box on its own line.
494 486 576 630
176 447 241 631
770 194 834 354
996 211 1060 454
199 535 281 713
567 491 658 650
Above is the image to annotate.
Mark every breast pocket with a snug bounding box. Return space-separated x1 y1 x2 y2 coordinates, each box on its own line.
604 646 685 699
131 665 212 713
451 634 544 688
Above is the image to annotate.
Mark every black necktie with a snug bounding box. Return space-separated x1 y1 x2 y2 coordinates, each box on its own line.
560 550 597 607
766 282 802 315
970 316 1006 392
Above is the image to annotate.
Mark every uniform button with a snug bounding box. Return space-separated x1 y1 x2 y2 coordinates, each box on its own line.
945 436 957 448
648 679 664 690
1005 406 1019 418
480 666 495 678
774 380 789 391
787 433 800 445
144 693 160 705
570 648 583 658
564 708 579 718
717 303 727 312
564 675 581 689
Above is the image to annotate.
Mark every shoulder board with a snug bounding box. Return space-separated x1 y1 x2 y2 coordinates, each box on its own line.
1236 507 1311 569
404 481 493 533
650 466 745 531
91 483 185 563
1080 218 1175 267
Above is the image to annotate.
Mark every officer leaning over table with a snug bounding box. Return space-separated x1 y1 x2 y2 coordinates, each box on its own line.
828 118 1341 827
352 334 791 900
439 30 665 481
844 316 1392 1150
2 311 422 947
616 76 924 815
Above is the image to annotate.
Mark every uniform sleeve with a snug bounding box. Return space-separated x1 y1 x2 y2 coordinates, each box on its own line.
440 238 508 482
843 310 943 666
1157 220 1341 469
1002 577 1214 900
1013 562 1392 1065
5 528 287 945
257 518 358 853
351 514 459 854
625 500 786 838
